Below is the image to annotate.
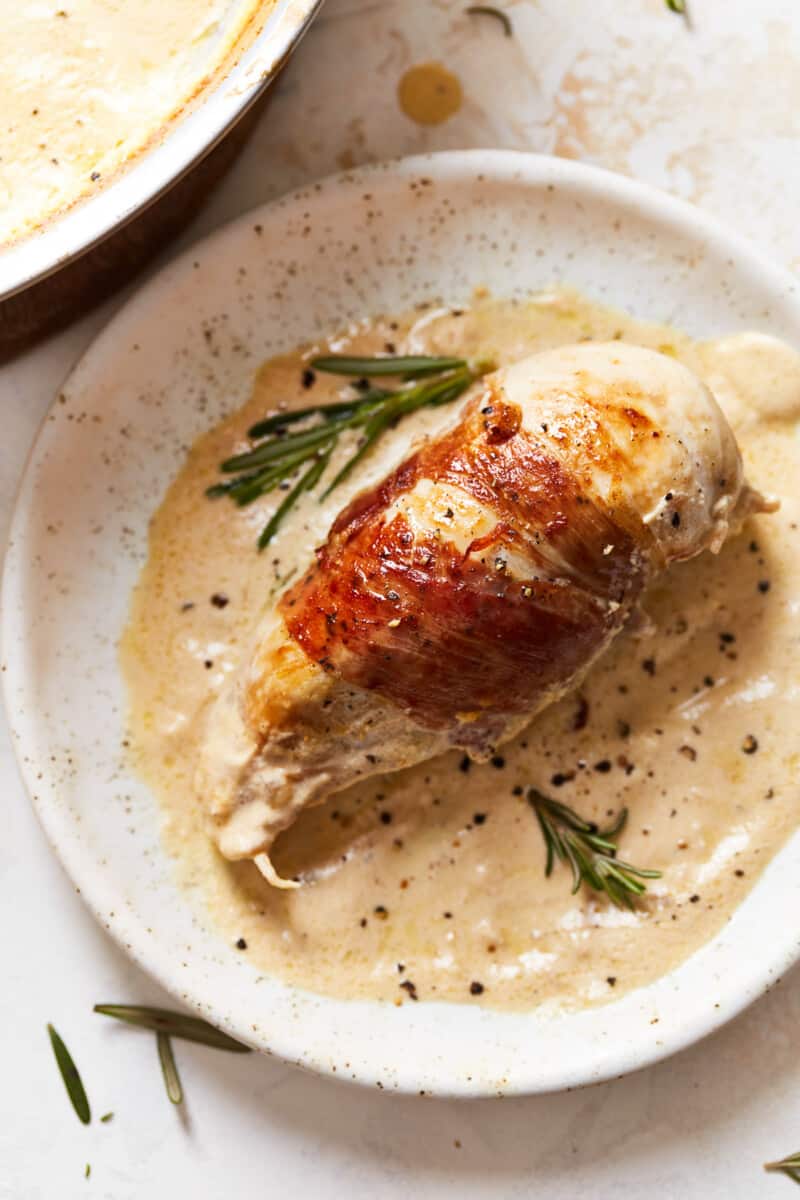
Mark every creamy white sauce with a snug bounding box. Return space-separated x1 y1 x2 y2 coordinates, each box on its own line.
0 0 266 245
121 289 800 1012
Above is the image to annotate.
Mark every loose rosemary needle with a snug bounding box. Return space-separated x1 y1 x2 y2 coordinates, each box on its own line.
766 1151 800 1185
47 1023 91 1125
528 789 661 908
208 353 485 550
157 1032 183 1105
465 5 513 37
665 0 690 24
309 354 467 377
93 1004 251 1052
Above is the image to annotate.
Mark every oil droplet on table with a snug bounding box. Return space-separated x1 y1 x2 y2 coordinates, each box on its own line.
397 61 463 126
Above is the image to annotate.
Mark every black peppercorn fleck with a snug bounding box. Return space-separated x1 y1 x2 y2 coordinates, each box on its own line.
469 981 485 995
572 695 589 731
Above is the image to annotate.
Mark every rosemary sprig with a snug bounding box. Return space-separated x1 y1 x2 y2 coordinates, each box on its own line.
157 1033 183 1105
47 1023 91 1125
93 1004 251 1052
528 789 661 909
209 353 482 549
766 1152 800 1185
466 5 513 37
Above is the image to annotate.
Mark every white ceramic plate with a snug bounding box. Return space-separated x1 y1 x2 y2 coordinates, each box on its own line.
5 150 800 1098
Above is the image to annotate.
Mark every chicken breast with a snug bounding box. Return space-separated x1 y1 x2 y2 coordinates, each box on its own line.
196 342 771 885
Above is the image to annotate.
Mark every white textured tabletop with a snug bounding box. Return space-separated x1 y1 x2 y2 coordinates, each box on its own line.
4 2 800 1196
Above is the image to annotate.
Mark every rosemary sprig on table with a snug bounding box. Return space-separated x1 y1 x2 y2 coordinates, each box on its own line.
208 353 486 550
47 1023 91 1124
766 1151 800 1186
528 789 661 909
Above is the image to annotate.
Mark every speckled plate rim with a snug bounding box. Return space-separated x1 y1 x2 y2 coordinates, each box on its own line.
4 150 800 1098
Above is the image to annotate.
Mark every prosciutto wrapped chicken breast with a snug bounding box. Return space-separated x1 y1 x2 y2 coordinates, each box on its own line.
196 342 770 884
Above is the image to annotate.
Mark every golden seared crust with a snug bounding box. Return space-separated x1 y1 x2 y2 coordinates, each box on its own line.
279 388 649 732
500 343 758 562
242 633 319 736
537 381 664 520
